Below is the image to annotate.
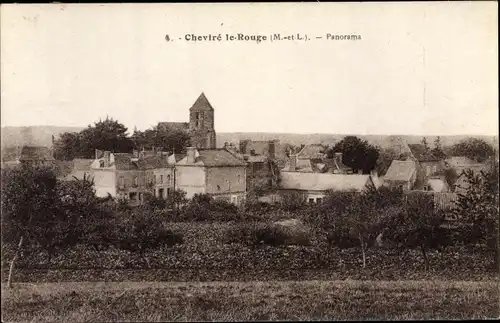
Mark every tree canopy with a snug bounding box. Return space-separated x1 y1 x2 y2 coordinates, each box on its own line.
327 136 380 174
450 138 494 163
53 117 135 160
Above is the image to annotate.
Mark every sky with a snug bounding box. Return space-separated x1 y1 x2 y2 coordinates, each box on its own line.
1 2 498 136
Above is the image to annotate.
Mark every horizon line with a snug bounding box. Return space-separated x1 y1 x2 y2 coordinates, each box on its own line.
1 124 498 138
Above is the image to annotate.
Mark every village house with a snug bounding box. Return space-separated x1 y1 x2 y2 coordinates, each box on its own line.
279 171 376 204
407 144 446 187
175 147 247 205
16 145 56 167
90 149 174 205
383 160 418 191
279 152 377 204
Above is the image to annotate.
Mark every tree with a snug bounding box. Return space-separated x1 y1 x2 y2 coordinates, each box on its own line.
329 136 380 173
421 137 429 150
375 147 400 176
53 132 81 160
54 117 135 160
1 165 59 287
450 138 494 163
385 192 445 271
443 168 458 191
431 136 446 160
280 191 307 212
341 194 378 268
132 124 191 154
453 168 499 247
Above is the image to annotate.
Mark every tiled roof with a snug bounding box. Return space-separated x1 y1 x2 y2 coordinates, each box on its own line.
114 154 170 170
178 149 247 167
297 144 326 159
190 92 214 111
157 122 189 132
198 149 247 166
280 172 372 192
408 144 441 162
18 146 55 161
384 160 417 182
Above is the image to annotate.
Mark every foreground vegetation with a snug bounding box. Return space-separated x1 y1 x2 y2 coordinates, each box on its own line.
2 280 498 322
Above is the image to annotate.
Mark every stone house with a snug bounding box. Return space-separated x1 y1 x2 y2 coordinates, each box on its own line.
175 147 247 205
91 150 174 205
279 171 376 204
16 146 55 167
407 144 446 188
383 160 418 191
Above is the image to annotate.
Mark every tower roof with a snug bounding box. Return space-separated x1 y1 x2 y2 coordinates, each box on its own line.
189 92 214 111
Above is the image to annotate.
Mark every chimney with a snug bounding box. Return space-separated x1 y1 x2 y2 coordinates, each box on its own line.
268 141 276 160
103 151 111 167
370 169 378 178
358 169 363 175
186 147 197 164
289 154 297 171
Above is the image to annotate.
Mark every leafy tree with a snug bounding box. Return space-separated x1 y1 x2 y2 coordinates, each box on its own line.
421 137 429 150
132 124 191 154
453 168 499 247
385 192 445 271
328 136 380 174
79 117 135 158
443 167 459 191
375 147 400 176
167 189 188 213
53 132 81 160
143 192 167 210
450 138 494 163
114 209 183 266
431 136 446 160
1 165 59 287
340 194 378 268
280 191 307 212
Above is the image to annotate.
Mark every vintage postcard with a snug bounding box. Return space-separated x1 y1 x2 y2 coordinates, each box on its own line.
1 2 498 322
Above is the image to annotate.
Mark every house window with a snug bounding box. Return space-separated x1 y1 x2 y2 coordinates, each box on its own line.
433 165 437 174
139 192 143 202
159 175 163 184
167 175 171 184
159 188 165 198
129 192 137 201
119 176 125 188
133 176 138 186
426 166 431 176
309 198 314 204
99 160 105 168
167 187 171 197
316 198 322 204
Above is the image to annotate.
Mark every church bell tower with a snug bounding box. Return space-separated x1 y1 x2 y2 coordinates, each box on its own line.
189 92 216 149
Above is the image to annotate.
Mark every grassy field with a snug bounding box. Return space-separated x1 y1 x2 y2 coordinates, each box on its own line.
2 280 499 322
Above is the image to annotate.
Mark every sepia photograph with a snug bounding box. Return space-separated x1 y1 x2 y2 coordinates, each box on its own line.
1 2 499 321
